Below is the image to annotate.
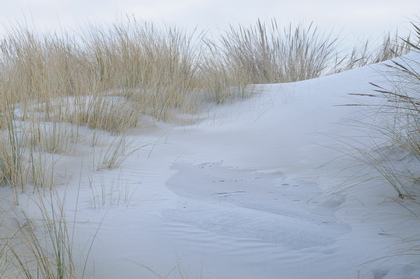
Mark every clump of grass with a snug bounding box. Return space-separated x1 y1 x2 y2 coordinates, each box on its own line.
0 22 148 194
347 22 420 266
51 95 142 135
199 40 251 104
79 96 139 134
27 121 78 155
88 172 133 209
92 134 144 171
0 133 26 192
0 96 28 193
0 24 92 104
0 96 68 195
83 18 202 120
0 190 77 279
213 20 339 84
334 30 415 72
351 22 420 198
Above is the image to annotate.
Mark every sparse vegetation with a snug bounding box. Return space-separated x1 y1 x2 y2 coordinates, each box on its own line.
343 22 420 268
352 22 420 199
0 190 77 279
0 17 415 278
335 30 414 72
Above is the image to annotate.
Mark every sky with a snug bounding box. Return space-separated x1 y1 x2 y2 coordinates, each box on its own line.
0 0 418 45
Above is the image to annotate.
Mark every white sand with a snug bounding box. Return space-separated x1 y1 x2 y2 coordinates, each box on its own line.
3 52 420 279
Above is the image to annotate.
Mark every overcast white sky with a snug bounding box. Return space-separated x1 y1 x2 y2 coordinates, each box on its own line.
0 0 418 45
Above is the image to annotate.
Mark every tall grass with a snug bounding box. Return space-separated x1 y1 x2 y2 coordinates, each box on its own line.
346 23 420 266
214 20 339 84
350 22 420 198
199 19 412 103
0 190 77 279
83 18 202 120
0 95 27 192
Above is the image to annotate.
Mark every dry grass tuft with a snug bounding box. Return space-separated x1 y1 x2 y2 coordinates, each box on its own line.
0 190 77 279
213 20 339 84
83 18 202 120
349 21 420 199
